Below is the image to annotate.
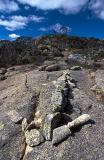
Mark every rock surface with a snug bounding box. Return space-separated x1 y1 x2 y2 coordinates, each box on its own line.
0 66 104 160
43 113 61 140
25 129 44 147
45 64 61 72
0 68 7 74
0 74 5 81
70 66 82 70
95 70 104 90
52 125 71 145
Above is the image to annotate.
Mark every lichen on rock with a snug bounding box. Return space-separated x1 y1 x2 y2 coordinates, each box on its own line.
43 112 61 141
25 129 44 147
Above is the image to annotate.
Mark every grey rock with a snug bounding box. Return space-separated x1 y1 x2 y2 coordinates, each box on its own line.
68 114 91 128
22 118 28 133
0 74 5 81
0 70 56 160
52 114 91 145
90 85 97 91
43 113 61 141
5 70 20 77
7 66 15 72
35 70 70 143
38 65 47 71
68 53 83 62
25 129 44 147
51 71 70 112
70 88 93 113
95 70 104 90
70 66 82 71
0 68 7 74
0 112 23 160
51 87 66 112
52 125 71 145
7 110 23 124
37 70 70 120
0 72 38 121
68 80 76 89
45 64 61 72
1 67 104 160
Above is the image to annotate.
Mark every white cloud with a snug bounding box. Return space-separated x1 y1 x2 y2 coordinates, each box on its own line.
29 15 45 22
0 15 45 31
89 0 104 20
0 0 19 12
99 10 104 19
0 15 5 19
51 23 71 33
39 23 71 33
17 0 89 14
0 0 104 22
24 6 30 10
0 16 27 31
9 33 20 39
17 0 104 20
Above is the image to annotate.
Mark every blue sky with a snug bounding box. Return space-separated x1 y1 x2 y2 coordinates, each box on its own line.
1 0 104 40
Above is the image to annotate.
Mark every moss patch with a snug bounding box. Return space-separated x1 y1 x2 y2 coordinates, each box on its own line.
0 121 5 130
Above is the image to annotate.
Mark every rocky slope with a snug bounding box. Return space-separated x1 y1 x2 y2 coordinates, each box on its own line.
0 63 104 160
0 35 104 68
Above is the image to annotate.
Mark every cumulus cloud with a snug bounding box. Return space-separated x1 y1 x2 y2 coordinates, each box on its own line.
89 0 104 20
17 0 89 14
51 23 71 33
0 0 19 12
39 23 71 34
30 15 45 22
0 16 28 31
24 6 30 10
0 0 104 21
9 33 20 39
17 0 104 20
0 15 45 31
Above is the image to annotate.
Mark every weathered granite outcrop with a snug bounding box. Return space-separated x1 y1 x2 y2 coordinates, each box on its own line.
0 66 104 160
90 70 104 101
25 129 44 147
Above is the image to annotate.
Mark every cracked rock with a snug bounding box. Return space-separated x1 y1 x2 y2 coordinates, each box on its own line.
43 112 61 141
51 76 69 112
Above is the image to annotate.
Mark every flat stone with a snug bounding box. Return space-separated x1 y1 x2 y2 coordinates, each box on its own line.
52 125 71 145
